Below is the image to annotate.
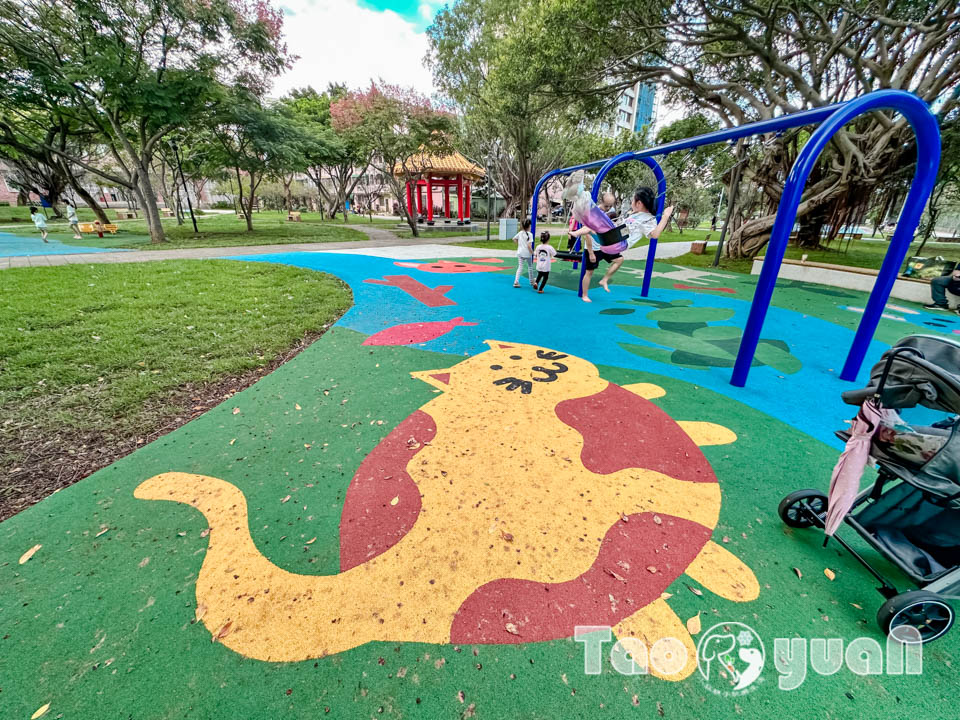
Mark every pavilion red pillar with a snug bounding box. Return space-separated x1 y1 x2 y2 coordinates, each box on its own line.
405 180 414 219
415 182 422 216
426 176 434 224
456 173 464 224
443 182 451 219
465 181 471 222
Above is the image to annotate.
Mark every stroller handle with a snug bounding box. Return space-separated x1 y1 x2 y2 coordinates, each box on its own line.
874 346 925 399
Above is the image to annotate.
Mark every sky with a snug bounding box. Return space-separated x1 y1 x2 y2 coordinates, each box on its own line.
272 0 446 98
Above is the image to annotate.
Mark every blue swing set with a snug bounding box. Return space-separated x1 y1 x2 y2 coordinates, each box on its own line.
529 89 941 388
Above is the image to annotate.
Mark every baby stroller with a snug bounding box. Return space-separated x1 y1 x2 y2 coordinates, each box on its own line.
779 335 960 643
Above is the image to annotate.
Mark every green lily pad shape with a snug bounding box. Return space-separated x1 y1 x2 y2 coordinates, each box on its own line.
692 325 742 341
753 340 803 374
600 308 636 315
646 306 736 323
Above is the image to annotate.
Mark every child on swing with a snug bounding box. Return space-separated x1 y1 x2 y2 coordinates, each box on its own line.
576 186 673 302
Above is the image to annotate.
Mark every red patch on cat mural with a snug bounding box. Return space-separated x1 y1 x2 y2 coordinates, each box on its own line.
555 383 716 484
473 258 505 264
450 513 710 643
430 372 450 385
339 411 435 570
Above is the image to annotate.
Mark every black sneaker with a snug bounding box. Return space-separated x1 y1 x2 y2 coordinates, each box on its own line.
924 303 950 311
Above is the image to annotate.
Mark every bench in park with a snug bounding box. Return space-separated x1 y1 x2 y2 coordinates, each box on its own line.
160 207 175 218
287 211 302 222
115 209 138 220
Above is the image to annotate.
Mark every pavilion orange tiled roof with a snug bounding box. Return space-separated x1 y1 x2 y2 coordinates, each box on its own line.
393 150 485 180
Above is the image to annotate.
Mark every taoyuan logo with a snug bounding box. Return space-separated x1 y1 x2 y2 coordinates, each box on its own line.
697 622 766 696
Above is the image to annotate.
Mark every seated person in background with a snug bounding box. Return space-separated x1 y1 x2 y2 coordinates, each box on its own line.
926 264 960 312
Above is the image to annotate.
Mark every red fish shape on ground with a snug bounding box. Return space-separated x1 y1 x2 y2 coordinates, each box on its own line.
362 317 478 347
364 275 456 307
394 260 504 273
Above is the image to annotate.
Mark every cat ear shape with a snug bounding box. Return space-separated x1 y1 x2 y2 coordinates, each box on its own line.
484 340 516 350
411 368 453 391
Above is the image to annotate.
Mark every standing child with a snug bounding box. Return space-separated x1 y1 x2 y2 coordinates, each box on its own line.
534 231 557 294
513 218 536 288
29 206 49 242
66 201 82 239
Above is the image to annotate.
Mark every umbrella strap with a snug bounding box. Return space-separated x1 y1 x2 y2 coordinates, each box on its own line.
869 474 886 501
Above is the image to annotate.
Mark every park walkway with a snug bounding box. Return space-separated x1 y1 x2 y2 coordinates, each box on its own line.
0 220 713 268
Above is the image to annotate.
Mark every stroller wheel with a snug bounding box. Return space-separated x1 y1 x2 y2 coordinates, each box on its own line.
877 591 955 643
778 489 828 529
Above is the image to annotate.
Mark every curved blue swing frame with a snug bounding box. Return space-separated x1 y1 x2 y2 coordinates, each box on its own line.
530 89 941 387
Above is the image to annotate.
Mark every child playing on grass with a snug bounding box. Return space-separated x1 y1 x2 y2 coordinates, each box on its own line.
513 218 536 288
30 206 49 242
579 186 673 302
534 231 557 293
66 201 82 239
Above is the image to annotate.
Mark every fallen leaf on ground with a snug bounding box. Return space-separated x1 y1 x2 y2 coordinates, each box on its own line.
19 544 42 564
281 495 291 504
686 584 703 596
793 567 803 579
306 537 316 545
850 603 863 610
505 623 519 635
824 568 836 581
139 557 150 568
31 703 50 719
232 408 240 415
390 496 399 506
660 592 672 600
229 438 236 445
195 604 207 623
686 612 702 635
500 530 513 542
295 403 302 410
620 512 629 523
653 515 661 525
604 568 627 582
722 536 730 543
646 565 657 574
200 528 210 538
213 620 233 642
95 527 109 538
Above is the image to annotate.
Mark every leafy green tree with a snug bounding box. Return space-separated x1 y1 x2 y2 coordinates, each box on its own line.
207 88 313 231
331 83 454 237
427 0 587 218
281 86 373 222
492 0 960 255
0 0 290 242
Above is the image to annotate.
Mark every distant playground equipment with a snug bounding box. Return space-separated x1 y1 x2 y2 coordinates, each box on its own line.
531 89 941 387
779 336 960 644
78 222 119 236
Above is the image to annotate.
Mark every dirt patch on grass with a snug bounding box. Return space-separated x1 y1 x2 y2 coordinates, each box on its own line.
0 328 329 521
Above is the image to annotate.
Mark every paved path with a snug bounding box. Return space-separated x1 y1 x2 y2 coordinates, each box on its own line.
0 219 712 268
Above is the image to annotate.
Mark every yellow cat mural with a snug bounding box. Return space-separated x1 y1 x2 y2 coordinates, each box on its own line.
135 340 757 680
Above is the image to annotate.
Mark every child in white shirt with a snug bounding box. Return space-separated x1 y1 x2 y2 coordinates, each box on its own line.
513 218 535 288
534 231 557 294
30 206 49 242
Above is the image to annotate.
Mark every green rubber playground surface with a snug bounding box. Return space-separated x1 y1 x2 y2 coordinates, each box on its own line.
2 253 958 719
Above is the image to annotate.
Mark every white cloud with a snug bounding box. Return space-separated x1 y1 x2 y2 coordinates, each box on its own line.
271 0 437 98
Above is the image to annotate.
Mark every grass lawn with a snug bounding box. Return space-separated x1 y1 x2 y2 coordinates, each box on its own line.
456 226 712 252
61 211 368 249
0 259 352 519
670 237 960 274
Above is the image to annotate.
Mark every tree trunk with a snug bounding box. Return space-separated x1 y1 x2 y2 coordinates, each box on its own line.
136 166 166 243
245 174 257 231
69 178 110 224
